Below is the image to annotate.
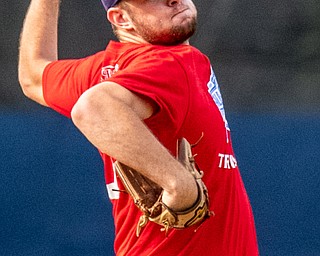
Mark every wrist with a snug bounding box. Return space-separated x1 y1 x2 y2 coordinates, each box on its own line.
162 172 198 212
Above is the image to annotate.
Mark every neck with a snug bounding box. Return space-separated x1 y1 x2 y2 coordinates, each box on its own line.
117 30 149 44
116 30 190 46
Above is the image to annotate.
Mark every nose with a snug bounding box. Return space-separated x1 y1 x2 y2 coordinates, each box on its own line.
167 0 181 7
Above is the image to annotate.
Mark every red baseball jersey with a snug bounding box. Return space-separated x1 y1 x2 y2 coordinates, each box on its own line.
43 41 259 255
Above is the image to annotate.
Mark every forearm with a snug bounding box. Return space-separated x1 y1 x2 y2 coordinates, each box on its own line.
71 83 198 211
18 0 60 104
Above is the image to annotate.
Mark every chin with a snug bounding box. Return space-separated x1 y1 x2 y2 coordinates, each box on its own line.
145 20 197 46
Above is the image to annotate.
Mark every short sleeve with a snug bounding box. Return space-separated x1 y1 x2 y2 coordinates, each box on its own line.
42 52 104 117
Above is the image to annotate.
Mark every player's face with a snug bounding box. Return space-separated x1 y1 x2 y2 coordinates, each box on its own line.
122 0 197 45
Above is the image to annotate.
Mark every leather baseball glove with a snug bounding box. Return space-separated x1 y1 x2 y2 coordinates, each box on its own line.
114 138 212 237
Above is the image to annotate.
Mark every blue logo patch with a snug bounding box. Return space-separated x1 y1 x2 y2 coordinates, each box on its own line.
207 66 230 132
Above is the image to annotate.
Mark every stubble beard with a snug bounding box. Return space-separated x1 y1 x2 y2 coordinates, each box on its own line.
134 16 197 46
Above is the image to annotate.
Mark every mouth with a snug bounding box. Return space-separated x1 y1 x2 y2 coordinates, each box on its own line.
172 8 189 19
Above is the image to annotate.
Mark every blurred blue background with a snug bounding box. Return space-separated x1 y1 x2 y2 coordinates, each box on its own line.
1 0 320 255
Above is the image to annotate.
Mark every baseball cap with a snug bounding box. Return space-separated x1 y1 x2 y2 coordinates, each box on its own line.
101 0 120 10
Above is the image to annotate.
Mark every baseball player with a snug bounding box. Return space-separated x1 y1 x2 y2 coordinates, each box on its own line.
18 0 259 255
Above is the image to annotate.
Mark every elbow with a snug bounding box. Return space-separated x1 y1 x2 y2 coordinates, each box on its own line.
18 61 35 95
18 74 34 99
18 73 44 104
71 84 115 140
18 67 29 94
71 89 99 130
70 98 86 129
18 59 49 100
71 86 117 155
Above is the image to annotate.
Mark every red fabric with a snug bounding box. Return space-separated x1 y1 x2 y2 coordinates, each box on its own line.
43 41 259 255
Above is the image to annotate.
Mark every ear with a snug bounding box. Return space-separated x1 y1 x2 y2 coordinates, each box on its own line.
107 7 134 30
